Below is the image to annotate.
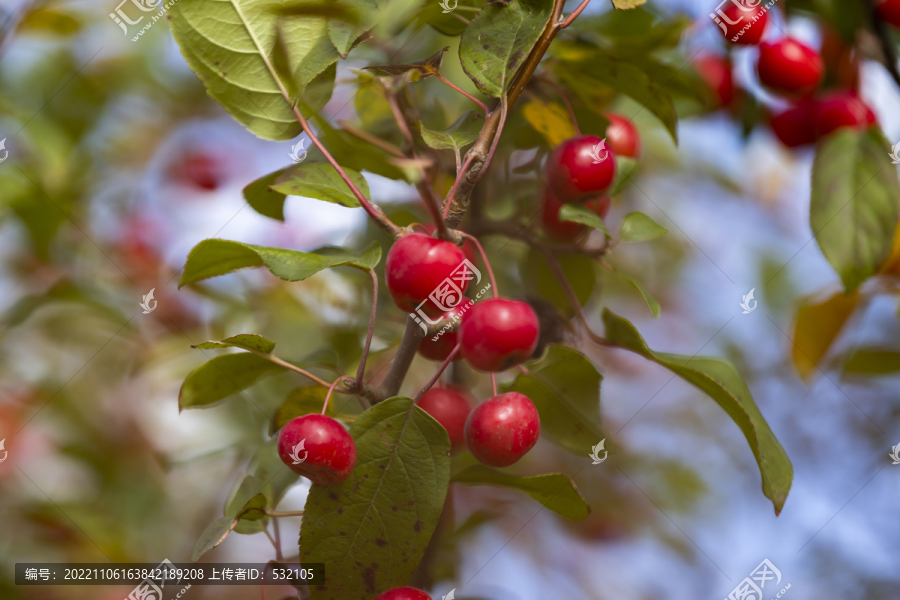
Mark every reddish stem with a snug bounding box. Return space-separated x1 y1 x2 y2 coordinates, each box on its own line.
544 77 580 135
435 72 489 117
461 232 499 298
481 96 508 175
415 340 462 399
322 378 342 415
490 372 498 396
559 0 591 28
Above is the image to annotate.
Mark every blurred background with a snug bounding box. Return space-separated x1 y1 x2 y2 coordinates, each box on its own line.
1 0 899 599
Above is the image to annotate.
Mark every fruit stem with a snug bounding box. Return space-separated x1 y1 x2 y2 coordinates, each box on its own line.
490 372 498 396
356 270 379 389
288 105 401 238
460 232 499 298
337 120 406 158
322 378 343 415
414 340 462 400
435 72 489 117
481 95 508 176
558 0 591 29
542 76 580 135
443 154 475 220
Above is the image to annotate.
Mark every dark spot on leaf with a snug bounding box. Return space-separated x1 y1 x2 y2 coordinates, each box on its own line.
375 539 388 547
329 492 338 501
337 508 343 514
407 501 414 506
362 568 376 592
391 506 397 511
414 520 422 532
340 531 346 536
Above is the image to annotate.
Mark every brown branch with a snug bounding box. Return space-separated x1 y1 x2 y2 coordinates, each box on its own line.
866 0 900 88
443 0 569 228
356 270 379 387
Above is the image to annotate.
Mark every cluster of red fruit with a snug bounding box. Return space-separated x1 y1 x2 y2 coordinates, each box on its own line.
540 114 640 241
697 2 882 148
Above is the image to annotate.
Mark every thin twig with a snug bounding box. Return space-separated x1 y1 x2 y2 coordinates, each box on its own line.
414 340 462 399
356 270 379 387
443 154 476 219
543 76 579 134
558 0 591 29
490 372 498 396
481 95 508 175
337 120 405 157
435 72 489 116
322 378 343 415
271 516 284 561
460 232 499 297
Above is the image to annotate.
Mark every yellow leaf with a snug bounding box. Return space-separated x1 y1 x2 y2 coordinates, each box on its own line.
792 290 860 381
521 98 576 147
878 221 900 275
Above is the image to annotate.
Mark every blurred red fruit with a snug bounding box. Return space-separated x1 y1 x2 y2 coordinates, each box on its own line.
876 0 900 27
173 151 223 191
604 113 641 158
715 2 768 45
694 55 735 109
757 38 824 97
770 101 819 147
417 304 466 362
815 92 876 137
417 386 473 450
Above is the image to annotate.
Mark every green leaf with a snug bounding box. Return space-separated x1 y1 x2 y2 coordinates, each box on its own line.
610 267 660 317
559 204 610 237
366 47 448 82
243 169 288 221
811 128 900 292
323 0 375 56
844 349 900 374
608 156 639 196
452 465 590 520
179 353 284 411
420 111 484 151
179 239 382 287
619 211 668 242
194 334 277 354
602 309 793 514
556 53 678 143
521 97 577 147
521 250 595 317
459 0 553 97
271 162 370 208
191 516 238 561
299 397 451 599
415 0 483 35
502 345 604 455
311 114 408 181
169 0 339 141
272 386 331 434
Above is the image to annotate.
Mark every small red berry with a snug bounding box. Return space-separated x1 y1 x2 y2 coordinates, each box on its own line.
604 113 641 159
770 101 819 147
815 91 876 137
372 587 432 600
460 298 540 372
423 224 479 266
877 0 900 27
545 135 617 203
465 392 540 468
385 233 468 315
757 38 824 97
173 151 222 191
277 414 356 486
541 189 610 242
693 55 735 109
417 386 473 450
715 2 768 45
